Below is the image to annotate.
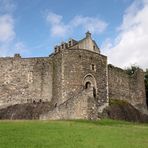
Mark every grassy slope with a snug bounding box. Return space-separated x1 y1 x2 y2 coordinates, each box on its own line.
0 119 148 148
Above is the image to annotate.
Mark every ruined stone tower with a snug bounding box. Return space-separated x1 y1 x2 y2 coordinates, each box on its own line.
0 32 147 119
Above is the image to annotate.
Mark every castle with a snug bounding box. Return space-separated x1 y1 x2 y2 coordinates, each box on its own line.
0 32 147 120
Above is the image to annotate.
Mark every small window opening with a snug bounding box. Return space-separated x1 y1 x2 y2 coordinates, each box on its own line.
93 45 96 50
93 87 96 98
92 64 95 71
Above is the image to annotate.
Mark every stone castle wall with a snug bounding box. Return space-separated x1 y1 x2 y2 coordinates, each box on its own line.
108 64 146 111
0 50 146 118
0 30 147 120
58 49 108 108
0 55 53 108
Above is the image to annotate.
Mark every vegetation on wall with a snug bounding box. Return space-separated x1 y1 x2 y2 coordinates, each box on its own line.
126 65 139 76
126 65 148 107
109 99 128 105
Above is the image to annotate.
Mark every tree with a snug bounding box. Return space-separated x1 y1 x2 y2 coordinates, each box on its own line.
126 65 139 76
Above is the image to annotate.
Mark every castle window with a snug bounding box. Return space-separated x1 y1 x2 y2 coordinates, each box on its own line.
91 64 96 71
93 87 96 98
93 45 96 51
54 46 58 52
27 71 33 84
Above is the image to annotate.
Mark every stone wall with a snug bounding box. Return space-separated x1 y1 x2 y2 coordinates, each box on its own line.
0 47 146 119
0 55 53 108
59 49 108 109
108 64 147 112
69 33 100 53
51 52 63 106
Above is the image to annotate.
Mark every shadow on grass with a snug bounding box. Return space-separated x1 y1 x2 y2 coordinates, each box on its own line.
67 119 142 127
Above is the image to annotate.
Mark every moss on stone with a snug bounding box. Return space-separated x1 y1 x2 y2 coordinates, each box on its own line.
109 99 128 106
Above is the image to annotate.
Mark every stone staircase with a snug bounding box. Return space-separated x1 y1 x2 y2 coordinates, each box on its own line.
40 87 98 120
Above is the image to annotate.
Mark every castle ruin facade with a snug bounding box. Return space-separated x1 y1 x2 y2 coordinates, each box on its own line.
0 32 147 119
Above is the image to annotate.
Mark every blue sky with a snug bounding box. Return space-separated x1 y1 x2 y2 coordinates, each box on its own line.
0 0 148 69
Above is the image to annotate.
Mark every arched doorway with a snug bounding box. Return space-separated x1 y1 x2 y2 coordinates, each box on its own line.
83 74 97 98
85 81 91 89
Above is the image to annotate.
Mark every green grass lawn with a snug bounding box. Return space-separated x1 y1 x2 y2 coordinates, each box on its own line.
0 119 148 148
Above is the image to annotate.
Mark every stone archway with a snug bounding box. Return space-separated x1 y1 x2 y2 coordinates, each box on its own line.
83 74 97 98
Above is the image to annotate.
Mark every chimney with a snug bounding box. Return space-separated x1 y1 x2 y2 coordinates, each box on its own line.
54 46 58 53
86 31 91 38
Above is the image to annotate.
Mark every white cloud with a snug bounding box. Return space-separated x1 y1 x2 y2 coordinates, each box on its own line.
46 12 62 25
0 14 15 42
0 0 15 43
103 0 148 70
0 0 16 56
0 0 29 57
0 41 30 57
46 11 107 37
72 16 107 34
46 12 69 37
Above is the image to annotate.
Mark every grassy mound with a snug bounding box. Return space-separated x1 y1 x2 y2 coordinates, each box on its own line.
0 119 148 148
102 99 148 123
